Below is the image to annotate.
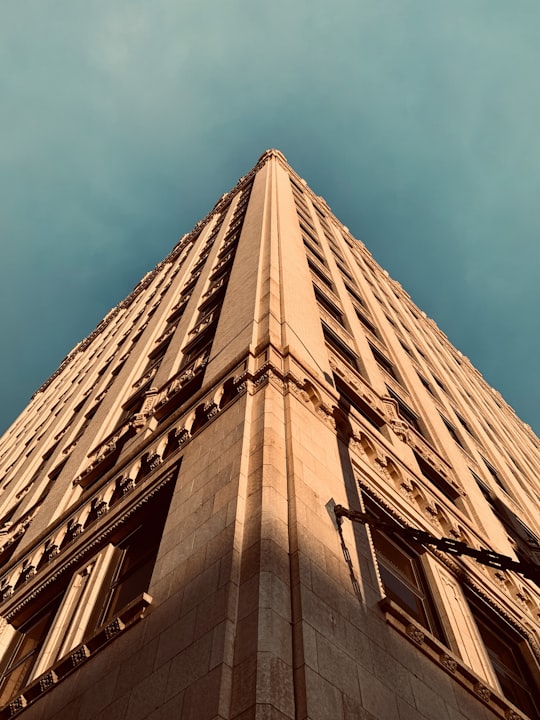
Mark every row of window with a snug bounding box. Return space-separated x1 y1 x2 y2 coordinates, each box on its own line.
366 495 540 718
0 478 175 709
313 280 524 513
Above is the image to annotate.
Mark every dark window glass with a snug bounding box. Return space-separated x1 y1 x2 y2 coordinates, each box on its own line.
334 374 384 432
370 345 398 381
304 240 327 267
368 517 445 642
414 452 458 504
481 457 511 495
355 308 379 338
322 324 359 371
314 287 345 326
0 592 64 703
455 412 474 436
308 259 334 292
386 387 423 435
469 600 540 718
344 283 365 307
92 481 174 631
441 415 466 449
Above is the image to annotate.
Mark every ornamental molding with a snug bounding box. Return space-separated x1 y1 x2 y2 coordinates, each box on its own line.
1 469 177 623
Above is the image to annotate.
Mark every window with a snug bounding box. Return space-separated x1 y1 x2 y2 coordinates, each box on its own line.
354 308 379 338
473 472 540 566
0 592 65 703
433 375 446 392
308 259 334 292
299 222 320 246
370 344 399 381
417 373 435 396
413 452 460 505
344 283 365 308
89 486 171 632
386 387 423 435
468 598 540 718
440 415 466 450
304 240 327 267
480 457 511 496
333 374 384 432
455 411 474 437
367 500 445 642
313 286 346 327
322 324 359 371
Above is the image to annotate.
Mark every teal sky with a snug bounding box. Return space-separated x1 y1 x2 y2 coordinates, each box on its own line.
1 1 539 435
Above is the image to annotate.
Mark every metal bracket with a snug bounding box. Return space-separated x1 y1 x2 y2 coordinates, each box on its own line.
333 504 540 586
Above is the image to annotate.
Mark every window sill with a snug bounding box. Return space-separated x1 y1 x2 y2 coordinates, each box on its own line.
379 598 527 720
1 593 152 718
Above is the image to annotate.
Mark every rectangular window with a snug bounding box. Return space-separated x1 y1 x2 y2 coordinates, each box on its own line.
299 222 320 246
344 283 366 307
417 373 435 396
354 308 379 338
322 324 359 371
468 598 540 718
91 484 172 631
414 452 458 504
308 259 334 292
440 415 466 450
370 344 399 381
313 286 346 326
333 374 384 432
480 457 511 495
304 240 327 267
366 498 446 642
386 387 423 435
0 591 65 703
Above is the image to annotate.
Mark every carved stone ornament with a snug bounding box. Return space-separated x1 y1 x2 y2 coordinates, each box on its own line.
474 682 491 702
9 696 27 714
39 670 58 692
46 544 60 561
95 501 109 517
439 653 457 674
147 453 163 471
390 418 409 441
104 617 125 640
70 645 90 667
505 709 523 720
175 428 191 445
120 477 136 495
405 624 425 646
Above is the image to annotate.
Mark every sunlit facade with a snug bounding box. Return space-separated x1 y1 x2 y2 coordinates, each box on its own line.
0 149 539 719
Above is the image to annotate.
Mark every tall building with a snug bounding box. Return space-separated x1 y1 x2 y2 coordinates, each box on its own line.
0 149 539 720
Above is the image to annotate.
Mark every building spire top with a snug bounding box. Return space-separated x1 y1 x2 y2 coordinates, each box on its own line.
257 148 288 165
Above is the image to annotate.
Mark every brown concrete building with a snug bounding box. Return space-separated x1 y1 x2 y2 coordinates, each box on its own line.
0 149 539 720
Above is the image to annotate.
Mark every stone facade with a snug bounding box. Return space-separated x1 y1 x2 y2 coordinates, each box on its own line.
0 150 539 719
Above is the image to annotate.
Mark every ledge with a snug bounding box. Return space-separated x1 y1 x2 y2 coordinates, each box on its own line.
0 593 152 718
380 598 527 720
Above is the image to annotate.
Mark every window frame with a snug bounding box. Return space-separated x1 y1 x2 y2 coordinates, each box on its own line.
467 595 540 718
